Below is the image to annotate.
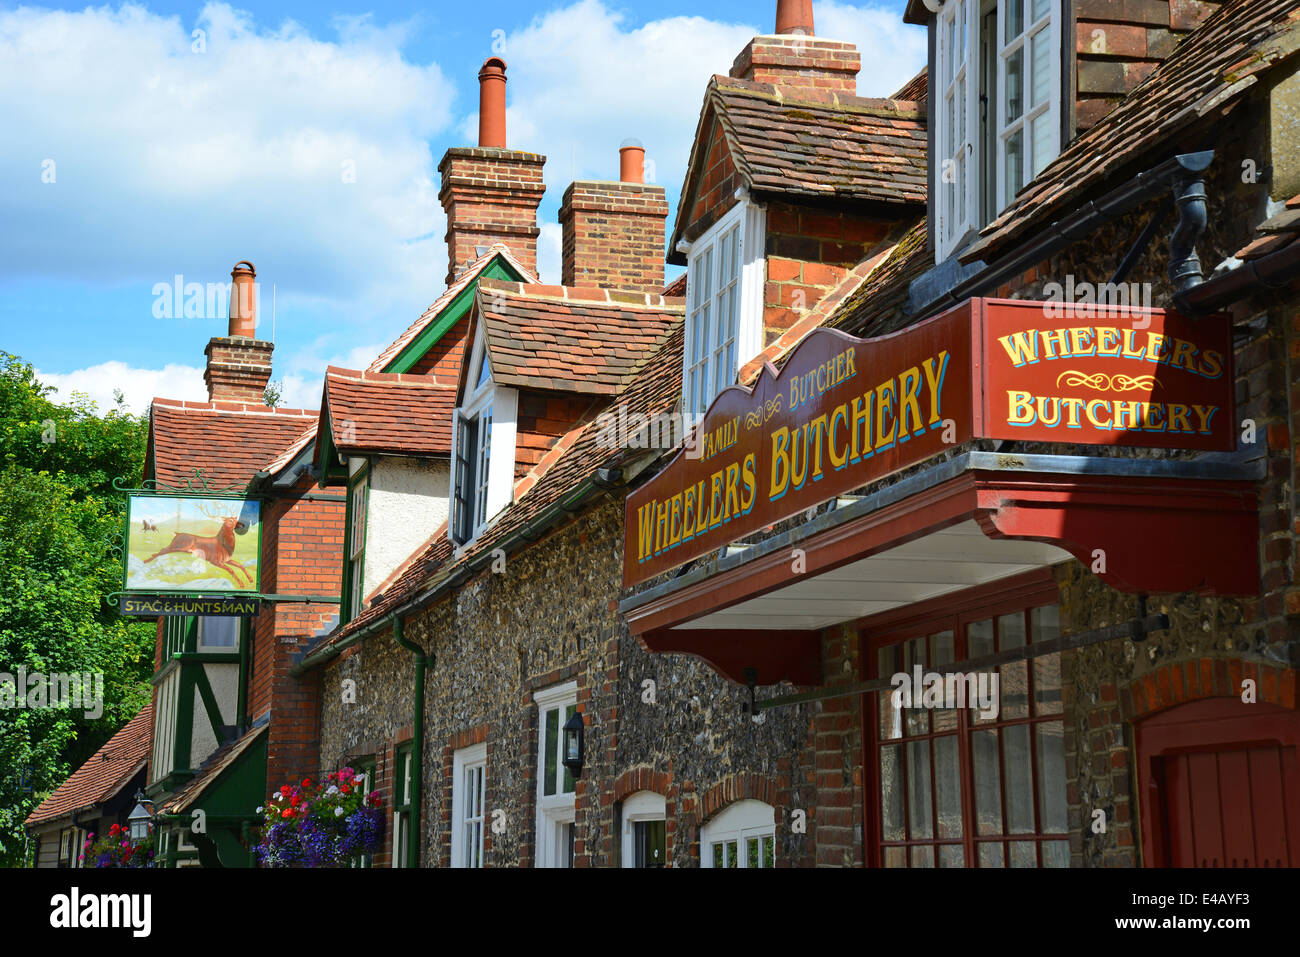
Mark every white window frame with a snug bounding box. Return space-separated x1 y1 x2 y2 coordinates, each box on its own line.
451 742 487 869
934 0 1061 263
620 790 667 868
995 0 1062 211
196 616 239 651
347 472 368 615
700 799 776 868
534 681 578 869
451 327 517 546
682 198 766 417
392 747 413 868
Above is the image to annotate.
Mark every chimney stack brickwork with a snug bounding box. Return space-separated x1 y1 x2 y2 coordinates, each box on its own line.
204 336 275 402
439 147 546 282
731 35 861 98
559 180 669 294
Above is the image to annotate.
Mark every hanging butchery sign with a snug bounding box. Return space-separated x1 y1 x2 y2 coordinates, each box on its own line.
623 298 1233 587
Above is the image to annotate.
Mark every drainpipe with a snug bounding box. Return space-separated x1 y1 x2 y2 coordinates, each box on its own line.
1168 170 1209 301
391 615 426 869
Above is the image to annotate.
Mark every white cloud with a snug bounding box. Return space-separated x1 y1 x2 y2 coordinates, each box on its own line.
36 361 207 415
465 1 758 202
816 1 928 96
1 2 453 320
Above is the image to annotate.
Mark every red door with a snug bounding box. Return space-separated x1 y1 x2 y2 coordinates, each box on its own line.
1136 697 1300 867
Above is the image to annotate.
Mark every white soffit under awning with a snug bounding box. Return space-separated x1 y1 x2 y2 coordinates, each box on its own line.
671 520 1073 632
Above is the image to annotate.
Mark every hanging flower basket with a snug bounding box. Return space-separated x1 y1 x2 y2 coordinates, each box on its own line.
83 824 155 868
256 770 385 868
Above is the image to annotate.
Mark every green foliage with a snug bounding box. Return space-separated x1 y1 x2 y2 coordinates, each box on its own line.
0 353 152 866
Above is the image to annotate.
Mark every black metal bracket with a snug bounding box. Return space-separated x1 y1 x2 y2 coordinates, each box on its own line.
742 667 758 717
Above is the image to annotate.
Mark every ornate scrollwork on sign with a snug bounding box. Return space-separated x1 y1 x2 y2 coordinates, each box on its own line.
1055 371 1161 392
112 468 246 496
744 394 785 431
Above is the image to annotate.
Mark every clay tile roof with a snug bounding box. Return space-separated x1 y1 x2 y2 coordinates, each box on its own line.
672 75 927 252
313 324 687 654
159 724 267 815
25 704 153 827
259 424 318 478
825 219 932 339
148 400 319 491
965 0 1300 264
891 67 928 106
476 279 684 396
321 367 458 458
713 76 927 206
1234 194 1300 261
368 245 536 373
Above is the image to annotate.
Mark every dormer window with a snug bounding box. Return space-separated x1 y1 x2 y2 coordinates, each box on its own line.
451 328 516 545
683 199 765 416
934 0 1062 261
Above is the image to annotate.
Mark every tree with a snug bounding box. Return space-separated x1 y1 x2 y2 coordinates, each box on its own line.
0 354 152 866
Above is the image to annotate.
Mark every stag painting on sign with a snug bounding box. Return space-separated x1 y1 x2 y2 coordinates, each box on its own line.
124 496 261 593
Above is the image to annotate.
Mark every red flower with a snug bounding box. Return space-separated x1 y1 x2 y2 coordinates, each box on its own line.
281 808 294 819
302 777 312 789
290 795 301 807
340 784 350 795
279 785 291 797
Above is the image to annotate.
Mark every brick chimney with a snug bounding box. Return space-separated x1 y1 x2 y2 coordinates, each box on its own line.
204 260 274 403
439 57 546 282
558 140 668 294
731 0 861 99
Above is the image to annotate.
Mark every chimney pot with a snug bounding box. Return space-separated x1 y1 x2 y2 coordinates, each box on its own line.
775 0 815 35
619 138 645 184
228 260 256 338
478 57 508 149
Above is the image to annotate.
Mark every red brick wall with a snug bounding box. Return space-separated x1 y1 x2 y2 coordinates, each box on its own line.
730 35 861 100
204 337 273 402
684 122 742 244
439 147 545 284
404 315 469 384
514 390 600 477
764 202 895 338
1074 0 1223 131
248 476 345 789
559 181 668 294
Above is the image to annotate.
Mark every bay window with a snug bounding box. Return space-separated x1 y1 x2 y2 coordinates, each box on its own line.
869 595 1068 867
683 200 765 417
935 0 1062 261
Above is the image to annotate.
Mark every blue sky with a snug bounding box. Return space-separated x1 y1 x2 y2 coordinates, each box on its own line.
1 0 923 412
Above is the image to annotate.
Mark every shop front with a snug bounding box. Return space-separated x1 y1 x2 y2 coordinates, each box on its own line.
620 297 1294 867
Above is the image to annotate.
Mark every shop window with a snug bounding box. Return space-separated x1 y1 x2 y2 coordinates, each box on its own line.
683 200 765 416
349 759 376 868
700 799 775 868
870 599 1067 867
620 790 667 868
451 742 487 868
934 0 1062 261
392 745 413 868
196 616 240 651
534 682 577 868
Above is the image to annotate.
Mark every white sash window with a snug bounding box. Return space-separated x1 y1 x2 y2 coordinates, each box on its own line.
935 0 1062 262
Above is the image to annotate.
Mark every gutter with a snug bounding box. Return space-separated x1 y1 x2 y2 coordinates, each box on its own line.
390 615 427 869
291 465 630 676
909 151 1215 318
1176 235 1300 314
